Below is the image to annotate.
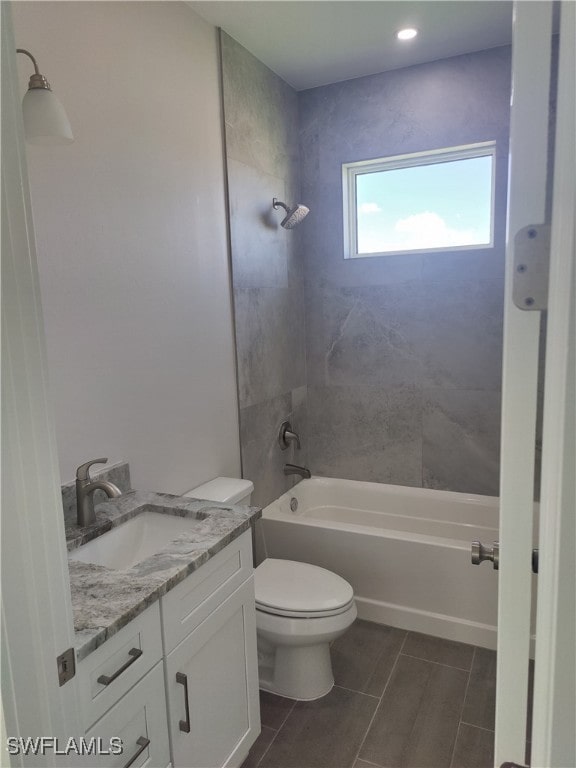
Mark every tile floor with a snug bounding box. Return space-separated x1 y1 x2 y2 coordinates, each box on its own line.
242 619 526 768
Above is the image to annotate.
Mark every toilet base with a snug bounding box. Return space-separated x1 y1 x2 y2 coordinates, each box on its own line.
258 640 335 700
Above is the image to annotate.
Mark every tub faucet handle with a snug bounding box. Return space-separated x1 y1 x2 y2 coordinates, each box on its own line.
278 421 301 451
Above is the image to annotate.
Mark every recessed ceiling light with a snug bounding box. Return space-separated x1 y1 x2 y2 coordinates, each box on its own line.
396 28 418 41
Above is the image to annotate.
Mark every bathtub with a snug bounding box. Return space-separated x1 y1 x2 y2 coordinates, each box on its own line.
260 477 500 650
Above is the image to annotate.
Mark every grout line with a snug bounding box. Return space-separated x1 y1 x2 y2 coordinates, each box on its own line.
399 651 473 672
459 721 495 734
351 643 404 768
364 629 409 697
354 759 382 768
334 684 380 700
255 697 297 768
398 630 409 658
255 725 281 768
458 646 476 725
449 646 476 768
276 698 297 731
449 721 462 768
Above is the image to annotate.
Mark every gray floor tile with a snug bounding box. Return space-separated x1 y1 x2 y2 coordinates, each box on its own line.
259 691 295 730
241 726 277 768
450 724 494 768
332 619 406 696
365 628 407 698
354 761 381 768
259 686 378 768
402 632 475 670
461 648 496 730
360 655 469 768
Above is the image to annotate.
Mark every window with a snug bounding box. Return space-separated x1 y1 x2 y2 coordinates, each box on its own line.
342 142 496 259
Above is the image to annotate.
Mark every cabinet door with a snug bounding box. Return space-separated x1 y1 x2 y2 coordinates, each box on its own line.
166 577 260 768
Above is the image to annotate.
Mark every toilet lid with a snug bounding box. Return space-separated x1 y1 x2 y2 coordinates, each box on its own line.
254 559 354 615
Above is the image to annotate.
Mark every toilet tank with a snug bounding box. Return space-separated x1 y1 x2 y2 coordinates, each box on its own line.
183 477 254 505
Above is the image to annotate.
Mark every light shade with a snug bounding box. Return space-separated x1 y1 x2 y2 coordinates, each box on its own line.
396 28 418 41
22 87 74 146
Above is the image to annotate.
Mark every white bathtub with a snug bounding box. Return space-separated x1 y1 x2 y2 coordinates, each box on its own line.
261 477 500 650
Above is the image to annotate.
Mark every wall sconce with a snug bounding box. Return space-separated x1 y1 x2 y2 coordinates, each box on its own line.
17 48 73 145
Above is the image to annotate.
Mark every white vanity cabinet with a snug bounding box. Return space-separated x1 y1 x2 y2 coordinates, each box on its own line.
74 529 260 768
162 530 260 768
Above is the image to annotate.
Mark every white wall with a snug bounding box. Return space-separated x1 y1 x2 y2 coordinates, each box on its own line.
12 1 241 493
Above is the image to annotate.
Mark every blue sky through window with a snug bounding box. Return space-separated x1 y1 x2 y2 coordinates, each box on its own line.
355 155 493 254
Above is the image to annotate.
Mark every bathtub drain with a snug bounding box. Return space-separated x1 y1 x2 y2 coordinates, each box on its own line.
290 497 298 512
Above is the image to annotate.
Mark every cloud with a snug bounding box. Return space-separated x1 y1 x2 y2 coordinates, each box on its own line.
393 211 484 249
357 210 487 254
358 202 382 214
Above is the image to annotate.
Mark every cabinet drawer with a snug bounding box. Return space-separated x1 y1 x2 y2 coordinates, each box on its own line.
162 530 253 653
77 602 163 731
80 662 169 768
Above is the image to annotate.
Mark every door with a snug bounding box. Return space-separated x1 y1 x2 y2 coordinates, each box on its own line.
531 2 576 766
495 2 574 767
1 3 83 764
166 579 260 768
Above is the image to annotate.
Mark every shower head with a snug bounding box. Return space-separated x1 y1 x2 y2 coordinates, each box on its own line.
273 198 310 229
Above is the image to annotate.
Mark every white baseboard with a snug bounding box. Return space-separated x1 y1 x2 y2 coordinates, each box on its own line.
355 596 498 650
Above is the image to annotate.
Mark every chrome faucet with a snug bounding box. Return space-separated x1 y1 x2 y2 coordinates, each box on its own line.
76 458 122 527
284 464 311 480
278 421 301 450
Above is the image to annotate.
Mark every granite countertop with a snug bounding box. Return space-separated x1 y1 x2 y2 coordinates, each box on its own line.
66 490 261 661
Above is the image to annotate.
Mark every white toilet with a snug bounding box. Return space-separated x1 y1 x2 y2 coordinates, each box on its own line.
254 558 357 700
185 477 357 701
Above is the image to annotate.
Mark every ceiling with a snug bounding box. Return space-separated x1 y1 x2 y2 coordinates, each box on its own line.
188 1 513 91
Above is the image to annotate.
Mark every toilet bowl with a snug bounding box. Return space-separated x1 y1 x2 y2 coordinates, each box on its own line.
254 558 357 700
182 478 356 700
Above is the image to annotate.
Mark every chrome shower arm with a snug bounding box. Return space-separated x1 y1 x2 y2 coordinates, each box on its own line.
272 198 289 213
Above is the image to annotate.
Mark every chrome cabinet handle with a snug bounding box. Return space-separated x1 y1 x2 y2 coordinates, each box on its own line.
176 672 191 733
122 736 150 768
97 648 142 686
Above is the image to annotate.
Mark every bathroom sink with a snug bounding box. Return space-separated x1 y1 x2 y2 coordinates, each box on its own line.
69 508 207 570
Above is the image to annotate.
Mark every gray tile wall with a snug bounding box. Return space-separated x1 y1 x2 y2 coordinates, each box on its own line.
299 46 512 495
221 33 308 507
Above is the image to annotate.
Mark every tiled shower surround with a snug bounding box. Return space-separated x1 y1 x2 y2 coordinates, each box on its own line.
222 37 512 504
221 32 308 508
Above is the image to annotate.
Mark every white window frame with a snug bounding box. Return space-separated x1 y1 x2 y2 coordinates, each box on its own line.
342 141 497 259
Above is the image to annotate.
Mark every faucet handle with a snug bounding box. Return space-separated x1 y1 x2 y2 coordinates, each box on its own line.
278 421 301 451
76 458 108 481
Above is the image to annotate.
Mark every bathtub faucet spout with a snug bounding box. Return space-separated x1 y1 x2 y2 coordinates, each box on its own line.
284 464 311 480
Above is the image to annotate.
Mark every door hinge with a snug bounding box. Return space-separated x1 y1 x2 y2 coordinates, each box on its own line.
513 223 551 311
57 647 76 686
